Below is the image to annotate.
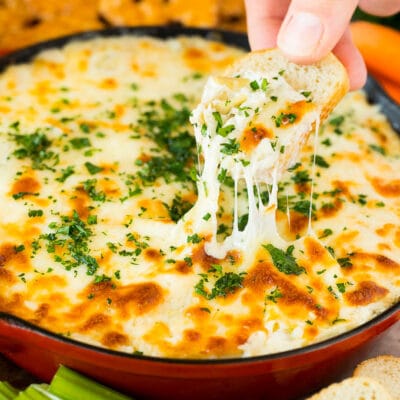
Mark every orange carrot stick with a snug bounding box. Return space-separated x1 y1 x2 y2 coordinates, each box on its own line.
374 75 400 104
350 21 400 85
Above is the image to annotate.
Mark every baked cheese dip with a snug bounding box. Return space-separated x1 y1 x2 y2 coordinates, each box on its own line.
0 36 399 358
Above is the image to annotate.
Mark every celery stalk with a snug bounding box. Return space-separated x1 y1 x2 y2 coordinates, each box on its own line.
0 382 18 400
49 366 133 400
16 384 61 400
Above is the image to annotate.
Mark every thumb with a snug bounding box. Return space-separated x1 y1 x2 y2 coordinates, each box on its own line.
277 0 358 64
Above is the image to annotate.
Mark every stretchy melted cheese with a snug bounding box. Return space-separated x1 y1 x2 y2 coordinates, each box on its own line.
0 36 399 358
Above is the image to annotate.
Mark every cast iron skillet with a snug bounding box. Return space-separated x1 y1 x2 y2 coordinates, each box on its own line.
0 26 399 400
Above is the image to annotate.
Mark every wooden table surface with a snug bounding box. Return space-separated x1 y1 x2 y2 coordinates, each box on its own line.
0 321 399 393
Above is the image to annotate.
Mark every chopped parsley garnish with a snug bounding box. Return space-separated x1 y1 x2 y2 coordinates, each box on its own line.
187 233 203 244
319 228 333 239
14 244 25 253
263 243 305 275
291 170 311 184
238 213 249 231
134 97 195 184
301 91 312 98
218 168 235 187
12 191 39 200
321 138 332 147
10 131 58 171
337 256 353 268
217 124 235 137
203 212 211 221
84 162 103 175
28 209 43 218
249 80 259 90
56 166 75 183
212 111 223 130
70 137 91 149
82 179 106 202
336 282 346 293
87 215 97 225
165 195 193 222
220 138 240 155
195 265 246 300
265 287 283 303
39 210 99 276
329 115 345 134
272 112 297 128
292 200 314 216
79 123 91 133
369 144 386 155
314 155 330 168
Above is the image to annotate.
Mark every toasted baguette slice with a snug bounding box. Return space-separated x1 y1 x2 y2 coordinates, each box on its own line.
211 48 349 181
354 356 400 400
225 48 349 122
306 376 393 400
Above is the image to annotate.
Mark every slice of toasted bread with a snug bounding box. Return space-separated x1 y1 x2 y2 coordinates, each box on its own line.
194 48 349 183
224 48 349 122
354 356 400 400
306 376 393 400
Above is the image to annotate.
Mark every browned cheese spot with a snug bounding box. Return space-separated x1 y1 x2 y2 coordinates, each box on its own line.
11 175 40 197
240 124 273 153
0 243 29 273
143 248 163 262
175 260 192 274
191 244 221 272
183 329 202 342
137 198 170 220
80 313 111 333
318 198 343 218
346 252 400 276
99 78 117 89
345 281 388 306
31 303 49 324
69 190 90 219
304 236 330 264
244 262 328 320
371 177 400 197
114 282 164 316
101 331 129 348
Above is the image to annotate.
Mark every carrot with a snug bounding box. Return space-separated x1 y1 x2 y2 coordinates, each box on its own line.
350 21 400 85
374 74 400 104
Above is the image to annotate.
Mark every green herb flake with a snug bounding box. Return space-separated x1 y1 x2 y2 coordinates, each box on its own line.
220 138 240 155
265 287 283 303
337 257 353 268
187 233 203 244
319 228 333 239
84 162 103 175
217 124 235 137
314 155 330 168
70 137 91 149
56 166 75 183
369 144 386 155
249 80 260 90
263 244 305 275
272 113 297 128
28 209 43 218
14 244 25 253
203 212 211 221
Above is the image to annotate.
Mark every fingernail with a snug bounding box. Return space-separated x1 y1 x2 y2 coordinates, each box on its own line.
278 12 324 57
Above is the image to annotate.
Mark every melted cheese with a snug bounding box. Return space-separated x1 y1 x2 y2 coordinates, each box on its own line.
0 36 399 359
187 71 318 259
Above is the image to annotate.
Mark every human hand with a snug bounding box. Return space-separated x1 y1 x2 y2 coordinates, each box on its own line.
245 0 400 90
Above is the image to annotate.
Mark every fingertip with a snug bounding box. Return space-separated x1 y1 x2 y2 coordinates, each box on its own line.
333 32 367 90
247 18 282 51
